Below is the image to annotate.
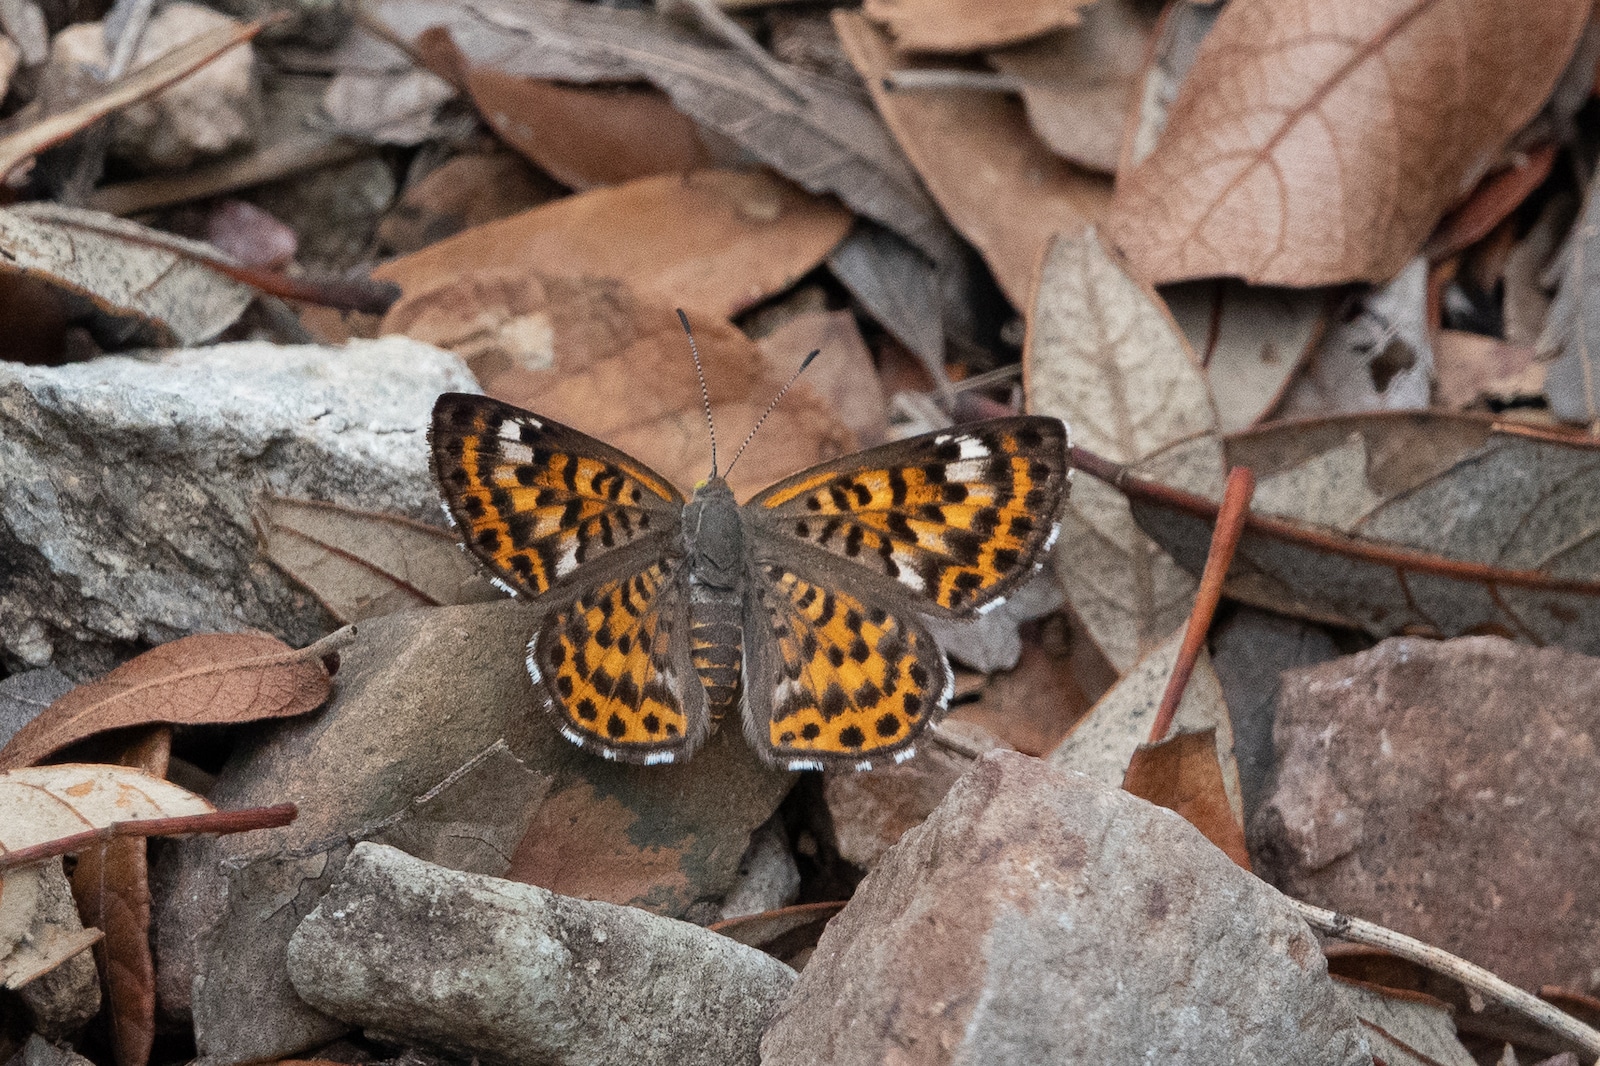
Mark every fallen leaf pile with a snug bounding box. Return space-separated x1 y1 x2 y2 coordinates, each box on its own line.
3 0 1600 1063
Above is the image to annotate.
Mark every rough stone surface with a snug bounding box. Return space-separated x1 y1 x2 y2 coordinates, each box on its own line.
0 338 475 676
763 751 1372 1066
6 860 100 1038
287 843 795 1066
1253 635 1600 994
719 815 800 920
0 666 72 750
151 601 793 1064
47 5 260 171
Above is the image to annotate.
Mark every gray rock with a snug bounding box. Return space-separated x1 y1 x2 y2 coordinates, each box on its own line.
763 751 1373 1066
718 815 800 921
1253 635 1600 994
0 338 476 676
4 860 100 1039
0 667 72 750
287 842 795 1066
151 601 793 1064
14 1035 98 1066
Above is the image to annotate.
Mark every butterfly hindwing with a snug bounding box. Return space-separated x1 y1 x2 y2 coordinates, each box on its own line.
743 417 1069 617
742 563 952 770
529 555 708 764
430 393 683 597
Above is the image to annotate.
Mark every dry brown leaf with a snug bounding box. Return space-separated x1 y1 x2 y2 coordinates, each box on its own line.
376 150 560 257
710 900 845 969
1024 229 1221 671
1163 281 1327 433
1104 0 1590 286
70 729 170 1066
835 12 1112 308
1332 981 1478 1066
1122 728 1250 870
863 0 1090 53
375 169 851 323
442 64 716 190
986 0 1154 175
1049 626 1242 826
0 17 267 182
363 0 959 271
386 273 855 498
1107 413 1600 654
754 308 889 447
0 633 333 771
944 625 1092 756
0 203 255 346
257 497 500 624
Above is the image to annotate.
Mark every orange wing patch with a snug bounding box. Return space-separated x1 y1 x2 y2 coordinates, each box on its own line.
749 418 1068 615
530 560 705 764
750 567 950 770
431 394 681 596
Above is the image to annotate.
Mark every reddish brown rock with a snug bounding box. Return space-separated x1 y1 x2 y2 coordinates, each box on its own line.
764 751 1371 1066
1253 635 1600 994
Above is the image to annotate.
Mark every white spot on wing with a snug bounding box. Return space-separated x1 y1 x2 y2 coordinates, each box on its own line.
975 595 1007 617
644 751 676 765
439 500 457 529
554 541 579 577
1041 520 1062 553
892 554 927 591
854 759 872 771
943 458 989 481
956 437 988 460
499 418 539 441
940 657 955 707
558 725 587 748
786 759 824 772
525 633 541 684
488 575 520 598
893 746 916 764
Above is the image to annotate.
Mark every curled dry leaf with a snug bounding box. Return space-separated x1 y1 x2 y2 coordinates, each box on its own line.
986 0 1155 175
862 0 1090 54
386 272 856 499
375 169 851 323
710 900 846 969
1104 0 1590 286
0 632 333 771
69 729 170 1066
362 0 958 271
1088 412 1600 654
1049 626 1241 823
1024 229 1221 671
0 204 255 346
1121 728 1250 870
257 497 500 624
835 12 1112 309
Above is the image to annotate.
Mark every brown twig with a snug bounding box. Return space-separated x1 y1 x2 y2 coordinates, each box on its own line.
0 803 297 871
1148 465 1255 744
1290 898 1600 1062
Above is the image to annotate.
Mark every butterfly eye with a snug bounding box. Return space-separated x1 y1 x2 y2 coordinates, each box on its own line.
693 477 709 491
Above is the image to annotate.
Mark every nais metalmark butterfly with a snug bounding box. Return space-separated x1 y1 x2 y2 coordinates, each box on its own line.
429 313 1070 771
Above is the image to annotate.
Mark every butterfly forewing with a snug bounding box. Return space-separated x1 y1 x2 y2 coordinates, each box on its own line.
743 417 1069 618
530 556 708 764
430 393 683 597
742 564 951 770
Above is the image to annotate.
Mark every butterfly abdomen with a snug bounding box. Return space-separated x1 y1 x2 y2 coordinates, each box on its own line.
689 591 743 723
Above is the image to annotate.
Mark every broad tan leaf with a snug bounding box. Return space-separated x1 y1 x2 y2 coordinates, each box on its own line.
258 498 500 624
986 0 1154 175
387 274 855 499
0 17 267 181
1122 728 1250 870
362 0 960 271
1103 0 1590 286
375 169 850 323
1162 281 1327 433
0 204 254 346
863 0 1091 54
0 765 214 855
0 633 333 770
1094 413 1600 654
835 12 1112 309
70 729 170 1066
1025 229 1222 671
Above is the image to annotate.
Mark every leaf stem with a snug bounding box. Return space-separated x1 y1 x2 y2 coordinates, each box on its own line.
0 803 297 871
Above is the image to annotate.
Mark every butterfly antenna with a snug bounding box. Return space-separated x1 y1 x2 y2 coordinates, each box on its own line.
678 309 718 478
724 347 821 478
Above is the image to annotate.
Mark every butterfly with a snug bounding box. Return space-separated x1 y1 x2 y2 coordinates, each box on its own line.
429 361 1069 771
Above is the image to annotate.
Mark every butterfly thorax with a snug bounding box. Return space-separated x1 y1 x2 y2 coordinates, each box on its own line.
682 477 744 723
